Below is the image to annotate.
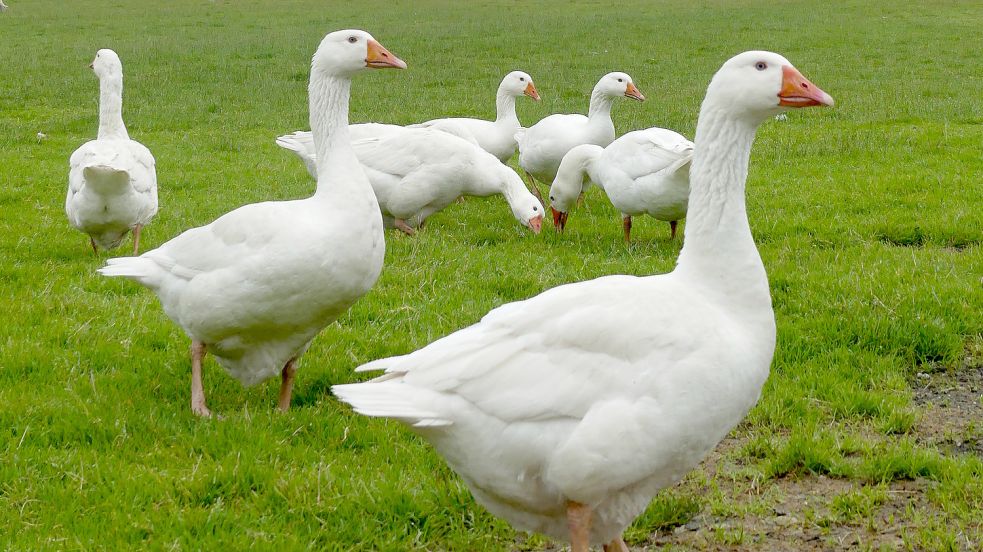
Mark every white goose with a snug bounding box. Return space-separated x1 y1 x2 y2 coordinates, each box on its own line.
278 121 480 180
277 124 545 235
334 51 833 551
66 49 157 254
517 72 644 201
549 127 694 242
98 30 406 417
411 70 540 162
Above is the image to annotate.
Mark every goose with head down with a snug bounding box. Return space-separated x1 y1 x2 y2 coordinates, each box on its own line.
277 124 544 235
334 51 832 551
549 127 694 242
98 30 406 417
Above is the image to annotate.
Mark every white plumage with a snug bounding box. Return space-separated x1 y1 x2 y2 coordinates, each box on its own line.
66 49 157 254
411 70 540 162
98 30 406 416
277 124 544 235
549 127 694 241
334 51 833 550
516 72 644 201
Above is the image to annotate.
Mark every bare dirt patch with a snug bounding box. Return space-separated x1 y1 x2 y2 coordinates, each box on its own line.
644 447 932 551
911 342 983 456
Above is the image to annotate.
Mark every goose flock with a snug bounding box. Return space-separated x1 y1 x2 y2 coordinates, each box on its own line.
68 26 833 551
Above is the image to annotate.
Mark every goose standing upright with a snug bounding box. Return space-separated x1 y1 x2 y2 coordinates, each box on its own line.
334 51 833 550
277 124 544 235
67 49 157 254
412 70 540 162
549 127 694 242
98 30 406 417
517 72 644 201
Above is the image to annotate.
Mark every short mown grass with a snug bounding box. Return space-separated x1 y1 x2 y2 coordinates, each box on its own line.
1 0 981 549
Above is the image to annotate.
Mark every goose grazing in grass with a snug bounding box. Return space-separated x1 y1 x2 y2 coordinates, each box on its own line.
334 51 833 551
278 121 481 181
66 49 157 254
98 30 406 417
277 124 544 235
411 70 540 162
516 72 644 202
549 127 694 242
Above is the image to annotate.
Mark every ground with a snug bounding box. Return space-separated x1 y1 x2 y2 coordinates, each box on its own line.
0 0 980 549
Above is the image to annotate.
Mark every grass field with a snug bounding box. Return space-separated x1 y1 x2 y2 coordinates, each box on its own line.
1 0 981 549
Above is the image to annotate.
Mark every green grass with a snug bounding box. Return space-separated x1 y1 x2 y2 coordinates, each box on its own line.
1 0 981 549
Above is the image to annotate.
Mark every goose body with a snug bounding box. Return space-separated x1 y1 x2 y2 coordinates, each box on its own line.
516 72 644 199
99 30 406 416
411 71 540 162
334 51 833 549
67 49 157 254
549 127 694 241
277 124 544 234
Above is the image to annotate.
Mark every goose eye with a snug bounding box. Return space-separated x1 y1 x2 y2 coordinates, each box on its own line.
617 78 624 83
519 77 525 82
532 206 538 211
347 36 358 43
755 61 767 71
549 195 555 201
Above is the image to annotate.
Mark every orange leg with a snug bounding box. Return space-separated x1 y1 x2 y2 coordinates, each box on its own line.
394 219 416 236
132 224 143 254
277 358 298 412
523 170 544 205
567 501 592 552
603 537 629 552
622 215 632 243
190 340 212 417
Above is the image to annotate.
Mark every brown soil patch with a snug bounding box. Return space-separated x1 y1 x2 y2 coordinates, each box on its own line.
643 440 933 551
911 344 983 456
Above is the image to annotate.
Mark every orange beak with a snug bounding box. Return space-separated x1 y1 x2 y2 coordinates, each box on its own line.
528 214 543 234
624 82 645 101
365 39 407 69
778 65 833 107
524 82 541 101
551 207 568 232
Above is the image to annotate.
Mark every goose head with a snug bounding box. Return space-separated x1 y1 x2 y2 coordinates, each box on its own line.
502 71 540 101
595 72 645 101
89 49 122 79
312 29 406 77
548 173 580 233
548 144 601 232
706 51 833 122
501 168 544 234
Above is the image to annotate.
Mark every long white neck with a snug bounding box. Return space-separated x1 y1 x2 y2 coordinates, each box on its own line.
556 144 602 201
587 87 615 123
309 73 364 200
674 101 771 310
495 165 533 206
97 72 128 140
494 87 519 125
